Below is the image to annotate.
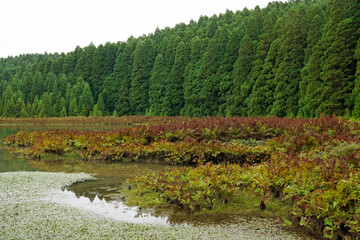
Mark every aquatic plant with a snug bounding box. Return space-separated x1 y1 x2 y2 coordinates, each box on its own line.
0 171 306 240
3 115 360 238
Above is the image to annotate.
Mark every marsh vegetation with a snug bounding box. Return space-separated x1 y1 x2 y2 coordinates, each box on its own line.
2 116 360 239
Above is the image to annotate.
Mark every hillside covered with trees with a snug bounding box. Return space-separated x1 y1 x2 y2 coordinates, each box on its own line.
0 0 359 118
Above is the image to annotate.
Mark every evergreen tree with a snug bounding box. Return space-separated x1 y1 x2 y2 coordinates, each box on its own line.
246 16 260 41
62 49 78 75
231 35 256 116
75 43 96 81
15 97 26 118
248 33 272 116
0 0 358 119
218 27 243 115
68 98 79 116
271 7 307 117
4 98 16 118
163 42 188 116
298 8 325 117
50 56 64 75
199 38 221 116
102 74 116 112
26 103 33 117
90 44 105 102
129 39 155 115
52 93 63 117
182 37 203 116
352 38 360 118
78 83 94 116
42 93 53 117
96 93 105 116
60 107 67 117
103 42 117 77
318 18 358 115
206 15 218 38
114 39 137 115
20 69 32 103
92 104 102 116
148 54 166 115
58 74 68 97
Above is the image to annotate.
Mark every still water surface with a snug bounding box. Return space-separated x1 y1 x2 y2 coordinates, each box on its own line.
0 125 174 225
0 125 315 238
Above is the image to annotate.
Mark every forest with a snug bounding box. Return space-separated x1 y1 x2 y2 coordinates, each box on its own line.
0 0 359 118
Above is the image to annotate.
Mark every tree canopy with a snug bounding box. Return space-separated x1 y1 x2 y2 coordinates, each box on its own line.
0 0 359 118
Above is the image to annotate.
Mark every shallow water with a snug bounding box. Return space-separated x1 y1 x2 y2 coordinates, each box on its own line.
0 124 175 225
49 188 169 225
0 125 315 239
0 128 39 172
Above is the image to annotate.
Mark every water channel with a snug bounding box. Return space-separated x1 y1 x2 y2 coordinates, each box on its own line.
0 125 316 239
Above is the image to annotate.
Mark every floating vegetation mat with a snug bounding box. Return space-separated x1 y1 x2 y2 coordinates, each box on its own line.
0 171 310 239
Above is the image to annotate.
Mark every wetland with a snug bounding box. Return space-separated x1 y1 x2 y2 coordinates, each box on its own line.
2 116 359 239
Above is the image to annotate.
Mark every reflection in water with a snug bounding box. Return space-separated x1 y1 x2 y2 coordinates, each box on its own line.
0 124 176 225
0 148 39 172
49 189 169 225
0 125 313 238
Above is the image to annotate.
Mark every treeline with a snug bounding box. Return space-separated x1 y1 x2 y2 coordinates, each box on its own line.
0 0 359 118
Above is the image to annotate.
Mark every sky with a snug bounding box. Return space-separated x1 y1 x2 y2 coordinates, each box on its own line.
0 0 278 58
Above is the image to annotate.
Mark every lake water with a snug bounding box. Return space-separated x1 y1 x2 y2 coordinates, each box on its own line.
0 125 316 239
0 125 175 225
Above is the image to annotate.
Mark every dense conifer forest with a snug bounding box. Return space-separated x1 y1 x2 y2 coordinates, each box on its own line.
0 0 359 118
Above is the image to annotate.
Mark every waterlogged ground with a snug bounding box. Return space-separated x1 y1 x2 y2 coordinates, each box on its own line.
0 171 313 240
0 124 316 239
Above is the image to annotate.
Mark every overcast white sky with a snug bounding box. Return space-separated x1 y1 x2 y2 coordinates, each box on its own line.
0 0 278 58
